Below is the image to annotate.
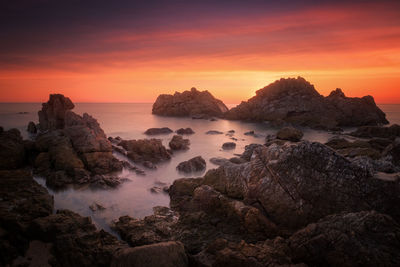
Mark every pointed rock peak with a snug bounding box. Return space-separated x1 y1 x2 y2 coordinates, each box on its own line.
255 76 320 98
329 88 346 98
190 87 198 93
38 94 75 131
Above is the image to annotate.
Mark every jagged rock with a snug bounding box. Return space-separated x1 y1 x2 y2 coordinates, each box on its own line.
119 138 171 163
176 156 206 173
38 94 74 131
0 128 25 170
144 127 173 135
27 121 37 134
221 142 236 150
30 209 126 266
206 130 223 135
169 135 190 150
225 77 388 128
382 138 400 166
81 152 123 174
351 124 400 139
276 127 303 142
0 170 53 265
152 87 228 117
288 211 400 266
111 241 188 267
176 128 195 135
89 202 106 212
240 143 264 161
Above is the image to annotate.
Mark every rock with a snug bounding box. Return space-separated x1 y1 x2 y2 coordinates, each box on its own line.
244 130 255 136
81 152 123 174
382 139 400 166
210 117 218 121
351 124 400 139
276 127 303 142
152 87 228 117
225 77 388 128
192 114 211 120
144 127 173 135
209 157 229 166
176 156 206 173
169 135 190 150
206 130 223 135
119 138 171 164
30 209 126 266
89 202 106 212
240 143 264 161
176 128 195 135
325 137 383 159
111 241 188 267
27 121 37 134
288 211 400 266
143 161 157 170
229 157 246 164
90 175 124 189
0 128 25 170
38 94 74 131
221 142 236 150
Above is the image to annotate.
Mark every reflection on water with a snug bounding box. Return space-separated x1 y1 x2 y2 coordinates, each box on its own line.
1 103 399 232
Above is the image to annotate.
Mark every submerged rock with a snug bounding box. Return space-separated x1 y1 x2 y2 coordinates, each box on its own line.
176 156 206 173
176 128 195 135
152 87 228 117
169 135 190 150
205 130 223 135
225 77 388 128
221 142 236 150
144 127 173 135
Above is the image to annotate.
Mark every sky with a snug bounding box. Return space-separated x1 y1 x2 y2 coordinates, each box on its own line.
0 0 400 104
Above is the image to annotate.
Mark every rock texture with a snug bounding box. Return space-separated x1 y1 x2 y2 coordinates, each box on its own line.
38 94 74 131
118 138 171 163
276 127 303 142
176 128 195 135
176 156 206 173
169 135 190 150
221 142 236 150
152 87 228 117
225 77 388 129
144 127 173 135
0 128 25 170
351 124 400 139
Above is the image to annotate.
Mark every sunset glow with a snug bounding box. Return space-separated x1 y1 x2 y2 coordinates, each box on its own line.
1 0 400 103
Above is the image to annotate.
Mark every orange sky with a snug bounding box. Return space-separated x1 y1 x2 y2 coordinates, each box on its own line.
0 1 399 104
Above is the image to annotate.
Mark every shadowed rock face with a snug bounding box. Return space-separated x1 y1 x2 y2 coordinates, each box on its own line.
38 94 74 131
0 128 25 170
225 77 388 129
152 87 228 117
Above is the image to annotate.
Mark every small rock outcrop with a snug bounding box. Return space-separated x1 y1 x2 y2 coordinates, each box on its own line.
27 121 37 134
221 142 236 150
38 94 75 131
144 127 173 135
225 77 388 129
176 128 195 135
118 138 171 163
276 127 303 142
176 156 206 173
206 130 223 135
152 87 228 117
169 135 190 150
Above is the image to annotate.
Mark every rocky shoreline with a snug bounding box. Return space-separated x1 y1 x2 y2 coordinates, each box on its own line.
1 88 400 266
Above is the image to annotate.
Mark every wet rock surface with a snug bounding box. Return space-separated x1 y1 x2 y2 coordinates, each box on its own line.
169 135 190 150
144 127 173 135
225 77 388 129
176 128 195 135
119 138 171 164
221 142 236 150
152 87 228 117
176 156 206 173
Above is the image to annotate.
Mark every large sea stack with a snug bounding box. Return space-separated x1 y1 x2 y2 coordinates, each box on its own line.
152 87 228 117
224 77 388 129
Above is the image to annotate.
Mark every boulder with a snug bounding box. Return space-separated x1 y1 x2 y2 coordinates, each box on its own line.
38 94 74 131
221 142 236 150
152 87 228 117
0 128 25 170
119 138 171 163
225 77 388 128
27 121 37 134
169 135 190 150
351 124 400 139
81 152 123 174
176 156 206 173
144 127 173 135
176 128 195 135
111 241 188 267
289 211 400 266
276 127 303 142
206 130 223 135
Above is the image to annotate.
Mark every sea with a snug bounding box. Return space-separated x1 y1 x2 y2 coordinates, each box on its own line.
1 103 400 234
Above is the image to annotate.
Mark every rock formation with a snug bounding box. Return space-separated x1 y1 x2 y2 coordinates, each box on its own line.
38 94 75 131
276 127 303 142
176 128 195 135
144 127 173 135
176 156 206 173
169 135 190 150
152 87 228 117
118 138 171 163
225 77 388 129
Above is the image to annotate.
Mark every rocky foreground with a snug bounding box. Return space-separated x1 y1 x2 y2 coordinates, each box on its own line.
1 92 400 266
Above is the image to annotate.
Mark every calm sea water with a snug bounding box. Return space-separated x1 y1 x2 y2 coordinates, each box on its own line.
1 103 399 232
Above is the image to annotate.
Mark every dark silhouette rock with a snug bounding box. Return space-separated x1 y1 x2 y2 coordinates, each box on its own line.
176 128 195 135
351 124 400 139
221 142 236 150
38 94 74 131
144 127 173 135
225 77 388 128
27 121 37 134
206 130 223 135
176 156 206 173
169 135 190 150
0 128 25 170
276 127 303 142
152 87 228 117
